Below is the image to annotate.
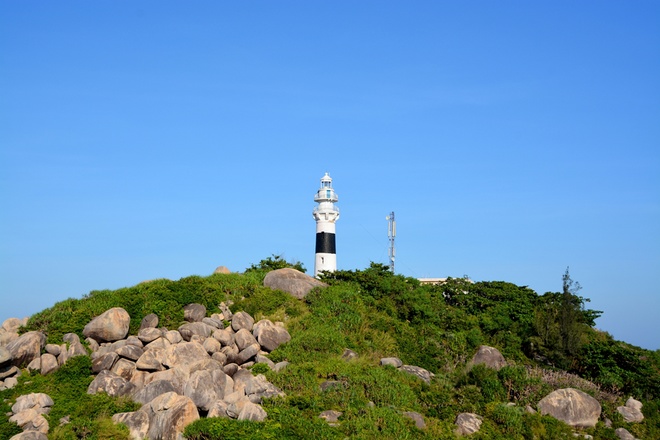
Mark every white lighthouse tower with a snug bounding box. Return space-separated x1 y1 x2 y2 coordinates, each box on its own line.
313 172 339 277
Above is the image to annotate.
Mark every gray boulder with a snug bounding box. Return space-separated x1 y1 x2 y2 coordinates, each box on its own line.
83 307 130 342
237 401 267 421
400 365 434 384
380 357 403 368
263 268 326 299
617 397 644 423
470 345 507 370
253 320 291 352
184 303 207 322
537 388 601 428
0 346 12 367
178 322 214 341
87 370 136 397
214 265 231 274
615 427 638 440
7 331 46 367
9 432 49 440
145 392 200 440
40 353 59 375
132 379 179 405
231 311 255 332
137 327 163 344
163 341 210 372
455 412 483 436
113 411 150 440
12 393 54 414
140 313 159 329
403 411 426 429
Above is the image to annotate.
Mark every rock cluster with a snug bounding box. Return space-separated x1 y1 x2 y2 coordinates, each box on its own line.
82 303 288 439
7 392 53 438
1 318 46 390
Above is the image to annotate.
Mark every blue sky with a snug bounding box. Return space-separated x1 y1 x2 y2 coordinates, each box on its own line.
1 1 658 350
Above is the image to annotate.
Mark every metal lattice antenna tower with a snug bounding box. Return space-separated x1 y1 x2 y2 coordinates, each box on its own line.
386 212 396 273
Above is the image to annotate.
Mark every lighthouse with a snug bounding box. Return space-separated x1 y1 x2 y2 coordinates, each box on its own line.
313 172 339 277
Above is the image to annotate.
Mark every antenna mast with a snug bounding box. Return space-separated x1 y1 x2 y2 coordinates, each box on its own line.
386 211 396 273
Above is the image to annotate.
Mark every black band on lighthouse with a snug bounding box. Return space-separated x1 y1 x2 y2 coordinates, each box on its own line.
315 232 336 254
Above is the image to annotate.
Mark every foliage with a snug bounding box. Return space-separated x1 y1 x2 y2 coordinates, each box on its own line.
243 254 306 283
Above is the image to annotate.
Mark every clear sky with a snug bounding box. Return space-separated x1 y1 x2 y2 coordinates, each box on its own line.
1 1 658 350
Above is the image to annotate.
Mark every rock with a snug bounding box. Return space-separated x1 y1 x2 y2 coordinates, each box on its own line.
178 322 214 341
133 379 179 405
87 370 136 397
4 376 18 389
238 402 267 421
146 392 199 440
113 410 151 440
40 353 59 375
400 365 434 384
237 343 261 364
9 432 49 440
403 411 426 429
202 317 223 329
235 328 259 351
231 311 255 332
0 346 12 367
214 265 231 274
45 344 61 356
163 330 183 345
537 388 601 428
0 365 20 380
203 337 222 354
111 358 136 380
614 427 637 440
63 333 87 357
253 320 291 352
455 412 483 436
617 397 644 423
116 344 144 362
12 393 54 414
219 302 233 321
470 345 507 370
2 317 25 333
213 329 234 347
140 313 159 329
83 307 131 342
92 352 119 373
184 303 207 322
341 348 358 361
319 410 342 426
380 357 403 368
183 369 229 411
7 331 46 367
136 348 166 372
138 327 163 344
274 361 289 372
263 267 327 299
208 400 230 418
0 329 20 346
163 342 210 373
255 354 275 370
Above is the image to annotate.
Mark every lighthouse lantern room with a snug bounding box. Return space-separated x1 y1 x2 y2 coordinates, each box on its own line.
313 172 339 277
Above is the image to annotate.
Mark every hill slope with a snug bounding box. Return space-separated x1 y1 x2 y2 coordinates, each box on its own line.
1 260 659 439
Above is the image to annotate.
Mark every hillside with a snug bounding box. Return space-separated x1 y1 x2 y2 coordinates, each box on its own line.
1 258 659 439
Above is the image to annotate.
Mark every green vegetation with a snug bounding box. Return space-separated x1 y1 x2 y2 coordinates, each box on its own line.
2 259 659 439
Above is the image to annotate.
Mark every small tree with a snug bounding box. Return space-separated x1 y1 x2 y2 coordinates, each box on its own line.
244 254 306 280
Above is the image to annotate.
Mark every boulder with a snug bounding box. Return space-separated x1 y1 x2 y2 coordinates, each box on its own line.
208 400 230 418
184 303 207 322
319 410 342 426
537 388 601 428
470 345 507 370
113 411 150 440
403 411 426 429
63 333 87 357
140 313 159 329
237 401 267 421
380 357 403 368
6 331 46 367
263 268 326 299
617 397 644 423
87 370 136 397
92 352 119 373
455 412 483 436
133 380 179 405
0 346 12 367
116 344 144 361
231 311 255 332
253 320 291 352
614 427 637 440
214 265 231 274
137 327 163 344
2 317 25 333
400 365 434 384
235 328 259 351
12 393 54 414
40 353 59 375
163 341 210 373
178 322 214 341
83 308 130 342
145 392 200 440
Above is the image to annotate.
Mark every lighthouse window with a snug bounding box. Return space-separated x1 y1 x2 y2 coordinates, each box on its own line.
326 190 331 198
